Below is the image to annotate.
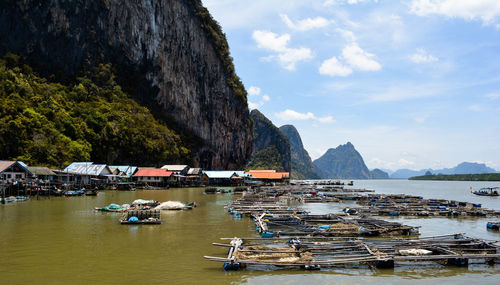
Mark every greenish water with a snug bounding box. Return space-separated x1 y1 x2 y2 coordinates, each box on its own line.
1 181 499 284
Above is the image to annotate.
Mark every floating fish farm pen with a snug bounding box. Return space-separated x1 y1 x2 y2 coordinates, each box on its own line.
252 213 419 238
120 209 162 225
205 234 500 271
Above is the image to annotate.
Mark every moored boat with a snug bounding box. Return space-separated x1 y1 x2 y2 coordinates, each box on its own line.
487 221 499 230
85 189 98 196
471 187 499 196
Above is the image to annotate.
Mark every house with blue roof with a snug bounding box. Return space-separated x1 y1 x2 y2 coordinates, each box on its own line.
202 170 247 186
63 162 112 185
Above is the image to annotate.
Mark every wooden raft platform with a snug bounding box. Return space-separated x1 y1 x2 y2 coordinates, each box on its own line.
120 209 162 225
204 234 500 270
253 213 419 238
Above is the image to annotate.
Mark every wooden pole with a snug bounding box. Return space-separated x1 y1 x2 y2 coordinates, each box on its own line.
1 186 5 204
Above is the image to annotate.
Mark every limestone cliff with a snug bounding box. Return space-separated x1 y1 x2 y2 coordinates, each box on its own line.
247 110 291 172
313 142 371 179
279 125 319 179
0 0 252 169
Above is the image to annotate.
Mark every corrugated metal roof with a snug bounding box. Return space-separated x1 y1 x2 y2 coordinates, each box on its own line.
202 171 244 179
28 167 56 176
248 170 277 173
64 162 111 176
0 161 16 174
160 165 188 171
249 172 288 180
187 168 202 175
0 161 33 176
109 165 138 178
133 169 173 177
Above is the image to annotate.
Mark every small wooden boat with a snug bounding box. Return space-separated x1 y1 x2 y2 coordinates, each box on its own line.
85 189 98 196
63 190 85 196
487 221 499 230
471 187 499 196
96 203 125 212
205 187 217 194
116 182 136 191
183 202 197 209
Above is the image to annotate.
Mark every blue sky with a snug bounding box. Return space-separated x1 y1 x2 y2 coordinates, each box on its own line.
202 0 500 171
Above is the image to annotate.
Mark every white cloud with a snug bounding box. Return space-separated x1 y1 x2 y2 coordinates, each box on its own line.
253 30 313 70
248 86 261 96
319 56 353 77
278 48 314 70
336 28 357 42
410 0 500 26
280 14 332 31
252 30 290 52
319 43 381 77
342 43 382 71
410 48 439 63
247 86 270 110
275 109 335 123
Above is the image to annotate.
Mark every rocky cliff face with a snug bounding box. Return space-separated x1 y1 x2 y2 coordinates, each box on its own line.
0 0 252 169
313 142 371 179
247 110 291 172
279 125 319 179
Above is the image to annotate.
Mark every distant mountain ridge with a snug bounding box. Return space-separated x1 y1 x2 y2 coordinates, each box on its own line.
279 125 320 179
313 142 388 179
390 162 498 179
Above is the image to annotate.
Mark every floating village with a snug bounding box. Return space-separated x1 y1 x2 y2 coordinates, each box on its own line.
1 160 499 272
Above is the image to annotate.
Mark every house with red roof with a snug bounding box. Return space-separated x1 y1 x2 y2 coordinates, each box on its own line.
133 168 173 186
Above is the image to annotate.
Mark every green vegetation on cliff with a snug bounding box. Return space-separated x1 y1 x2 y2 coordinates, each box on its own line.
0 54 195 168
188 0 247 103
246 110 291 172
409 173 500 181
246 146 287 172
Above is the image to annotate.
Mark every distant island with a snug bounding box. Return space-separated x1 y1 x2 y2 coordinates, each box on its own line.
391 162 498 179
409 173 500 181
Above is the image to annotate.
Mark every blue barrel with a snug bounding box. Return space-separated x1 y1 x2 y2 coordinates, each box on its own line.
261 232 274 238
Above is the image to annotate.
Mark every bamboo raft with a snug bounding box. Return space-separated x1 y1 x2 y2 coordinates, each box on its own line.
350 194 500 217
253 213 419 238
204 233 500 270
